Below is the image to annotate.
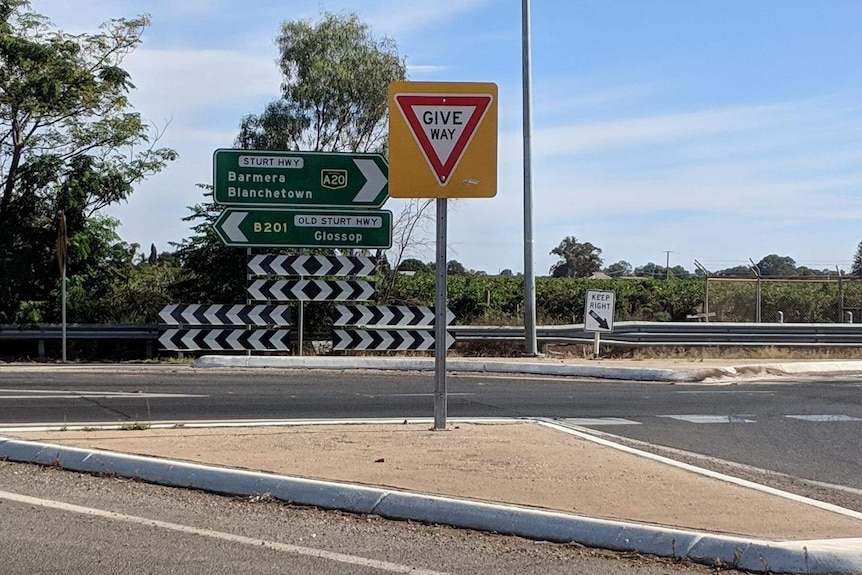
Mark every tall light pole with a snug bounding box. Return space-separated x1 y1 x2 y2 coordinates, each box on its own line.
522 0 538 355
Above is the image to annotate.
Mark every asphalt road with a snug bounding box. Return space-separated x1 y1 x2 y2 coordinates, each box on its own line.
0 460 716 575
0 462 724 575
1 366 860 490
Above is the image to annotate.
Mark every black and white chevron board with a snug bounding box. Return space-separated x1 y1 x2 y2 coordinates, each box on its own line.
159 304 291 326
247 254 376 277
332 329 455 351
248 279 374 302
333 305 454 327
159 329 290 351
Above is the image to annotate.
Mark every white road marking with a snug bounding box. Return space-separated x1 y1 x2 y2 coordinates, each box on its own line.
675 390 775 394
537 420 862 521
658 415 755 424
562 417 641 426
382 393 475 398
0 489 450 575
0 389 206 400
0 417 519 434
785 414 862 422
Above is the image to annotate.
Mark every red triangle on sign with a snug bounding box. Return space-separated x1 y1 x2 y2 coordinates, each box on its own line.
394 93 493 186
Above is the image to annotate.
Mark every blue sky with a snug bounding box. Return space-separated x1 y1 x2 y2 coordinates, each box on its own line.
30 0 862 275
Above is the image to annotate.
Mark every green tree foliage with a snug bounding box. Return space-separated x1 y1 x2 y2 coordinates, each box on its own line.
388 274 704 324
177 12 407 310
447 260 467 275
549 236 603 278
0 1 176 322
170 185 247 304
796 266 831 277
852 242 862 276
634 262 691 279
237 12 406 153
397 258 430 272
603 260 632 277
715 264 756 277
755 254 797 276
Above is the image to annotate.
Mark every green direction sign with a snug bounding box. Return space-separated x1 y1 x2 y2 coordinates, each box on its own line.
213 149 389 208
213 208 392 249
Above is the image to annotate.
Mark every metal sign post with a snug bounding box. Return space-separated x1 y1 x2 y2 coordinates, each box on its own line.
434 198 448 431
56 211 68 363
297 249 304 357
387 81 498 431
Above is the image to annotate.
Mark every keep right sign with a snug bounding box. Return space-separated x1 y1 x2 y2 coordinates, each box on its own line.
584 290 615 333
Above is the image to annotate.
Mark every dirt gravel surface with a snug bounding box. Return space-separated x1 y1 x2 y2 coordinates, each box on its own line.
9 421 862 541
0 460 725 575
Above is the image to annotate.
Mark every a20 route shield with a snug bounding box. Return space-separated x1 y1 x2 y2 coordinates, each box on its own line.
213 149 389 208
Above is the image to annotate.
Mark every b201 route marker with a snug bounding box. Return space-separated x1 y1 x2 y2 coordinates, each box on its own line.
213 149 389 208
213 208 392 249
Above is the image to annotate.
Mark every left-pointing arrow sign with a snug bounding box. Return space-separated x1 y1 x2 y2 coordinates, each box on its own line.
222 210 248 242
213 207 392 249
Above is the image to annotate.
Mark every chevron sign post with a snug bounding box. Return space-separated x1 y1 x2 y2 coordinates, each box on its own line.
248 279 374 302
248 255 376 277
332 329 454 352
333 305 454 327
159 329 290 351
159 304 290 326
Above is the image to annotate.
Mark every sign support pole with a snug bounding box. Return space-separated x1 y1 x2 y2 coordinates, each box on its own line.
593 331 600 359
521 0 538 356
434 198 448 431
61 270 67 363
297 248 305 357
57 211 68 364
246 247 252 358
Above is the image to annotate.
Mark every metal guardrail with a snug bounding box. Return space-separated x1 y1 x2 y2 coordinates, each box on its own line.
0 324 159 340
0 324 160 360
450 321 862 347
2 322 862 352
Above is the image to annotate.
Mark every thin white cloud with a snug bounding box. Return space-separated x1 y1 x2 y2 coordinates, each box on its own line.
406 64 450 76
125 47 281 114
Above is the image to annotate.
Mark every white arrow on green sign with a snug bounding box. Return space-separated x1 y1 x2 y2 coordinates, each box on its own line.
213 149 388 208
213 208 393 249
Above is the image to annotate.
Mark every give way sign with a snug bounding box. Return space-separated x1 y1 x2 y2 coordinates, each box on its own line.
388 81 497 199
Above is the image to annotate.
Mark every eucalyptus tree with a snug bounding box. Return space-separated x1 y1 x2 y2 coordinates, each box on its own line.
236 11 406 153
0 1 176 321
176 12 410 307
549 236 604 278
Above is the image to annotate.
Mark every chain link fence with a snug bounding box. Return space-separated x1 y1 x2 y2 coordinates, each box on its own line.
705 276 862 323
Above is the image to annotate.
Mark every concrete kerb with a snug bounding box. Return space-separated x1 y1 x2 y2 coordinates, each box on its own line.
193 355 862 382
1 436 861 574
194 355 716 382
